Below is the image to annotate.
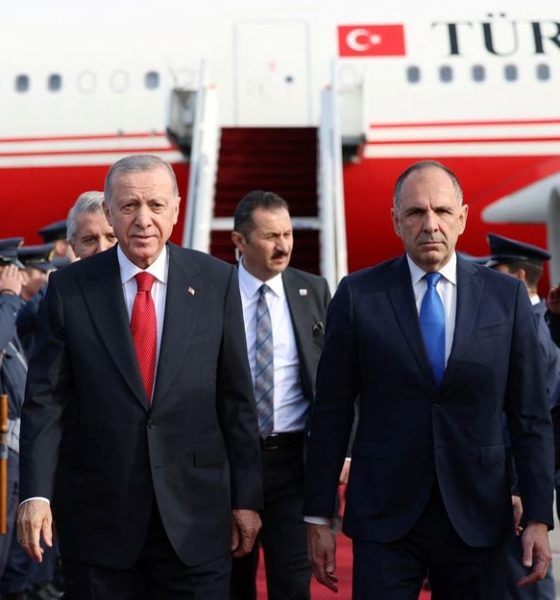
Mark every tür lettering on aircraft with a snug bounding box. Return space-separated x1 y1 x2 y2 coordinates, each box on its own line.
432 14 560 56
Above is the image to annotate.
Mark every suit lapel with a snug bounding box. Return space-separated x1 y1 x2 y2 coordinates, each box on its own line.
78 247 148 409
385 256 434 380
152 245 202 404
282 269 316 395
444 256 483 379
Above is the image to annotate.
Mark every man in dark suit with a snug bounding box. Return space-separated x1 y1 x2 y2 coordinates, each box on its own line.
304 161 554 599
230 191 330 600
17 154 263 599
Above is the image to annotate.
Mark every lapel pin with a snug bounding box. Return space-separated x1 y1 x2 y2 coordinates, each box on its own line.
187 286 196 296
299 288 308 296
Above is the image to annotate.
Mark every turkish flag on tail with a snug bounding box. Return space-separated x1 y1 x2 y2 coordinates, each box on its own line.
338 24 406 57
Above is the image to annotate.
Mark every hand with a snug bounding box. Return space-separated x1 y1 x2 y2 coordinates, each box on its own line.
16 500 53 562
512 495 523 536
517 521 551 587
547 286 560 315
338 459 351 486
0 265 23 296
307 523 338 592
231 509 261 558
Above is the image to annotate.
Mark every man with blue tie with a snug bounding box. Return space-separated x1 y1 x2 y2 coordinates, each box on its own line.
304 161 554 599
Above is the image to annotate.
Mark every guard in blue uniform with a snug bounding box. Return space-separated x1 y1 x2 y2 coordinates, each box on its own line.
487 233 559 600
0 239 27 578
15 244 55 358
0 244 62 600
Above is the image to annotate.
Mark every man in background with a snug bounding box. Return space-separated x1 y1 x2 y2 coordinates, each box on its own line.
66 191 116 259
230 191 330 600
0 239 27 581
486 233 559 600
37 221 75 264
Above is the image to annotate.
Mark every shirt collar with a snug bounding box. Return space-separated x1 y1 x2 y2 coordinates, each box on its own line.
238 259 285 298
117 244 168 285
406 252 457 287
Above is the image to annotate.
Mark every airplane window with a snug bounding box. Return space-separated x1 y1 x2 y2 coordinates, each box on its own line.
439 66 453 83
504 65 518 82
406 66 420 83
110 70 129 93
15 75 29 93
536 64 550 81
145 71 160 89
77 71 96 93
48 74 62 92
472 65 485 82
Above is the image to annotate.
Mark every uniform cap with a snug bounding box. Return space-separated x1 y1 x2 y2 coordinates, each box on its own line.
17 243 56 272
38 219 67 243
0 238 25 269
486 233 551 267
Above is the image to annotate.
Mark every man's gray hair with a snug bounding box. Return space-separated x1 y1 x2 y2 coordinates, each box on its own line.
66 191 105 243
393 160 464 209
104 154 179 203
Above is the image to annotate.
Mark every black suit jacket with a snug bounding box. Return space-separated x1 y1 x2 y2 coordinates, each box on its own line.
304 255 554 547
281 267 331 406
20 243 262 568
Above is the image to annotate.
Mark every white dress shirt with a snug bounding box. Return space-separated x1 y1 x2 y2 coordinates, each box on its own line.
238 260 309 433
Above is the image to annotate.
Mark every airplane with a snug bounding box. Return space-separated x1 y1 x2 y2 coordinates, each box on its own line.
2 0 560 289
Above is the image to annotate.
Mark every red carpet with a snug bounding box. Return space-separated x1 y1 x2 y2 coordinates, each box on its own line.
256 488 432 599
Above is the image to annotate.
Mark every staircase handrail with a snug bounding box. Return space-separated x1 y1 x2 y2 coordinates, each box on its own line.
318 61 348 292
182 62 220 252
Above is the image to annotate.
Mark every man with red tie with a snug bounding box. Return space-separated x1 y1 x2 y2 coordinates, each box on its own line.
17 154 262 599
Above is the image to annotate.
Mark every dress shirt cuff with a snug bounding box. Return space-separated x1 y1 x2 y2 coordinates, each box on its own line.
19 497 50 507
304 516 331 526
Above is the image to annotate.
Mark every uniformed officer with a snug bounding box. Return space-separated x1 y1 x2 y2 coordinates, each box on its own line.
37 220 74 264
0 239 27 577
487 233 559 600
14 244 56 358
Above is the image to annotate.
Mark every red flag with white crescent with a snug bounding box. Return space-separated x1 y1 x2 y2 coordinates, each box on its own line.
338 24 406 57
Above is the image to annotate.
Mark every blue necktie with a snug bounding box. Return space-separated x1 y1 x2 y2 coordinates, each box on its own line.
255 284 274 436
419 272 445 385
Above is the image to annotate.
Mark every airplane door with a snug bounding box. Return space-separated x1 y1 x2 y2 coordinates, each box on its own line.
234 20 311 125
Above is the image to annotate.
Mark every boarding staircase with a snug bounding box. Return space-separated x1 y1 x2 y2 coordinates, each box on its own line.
170 65 347 291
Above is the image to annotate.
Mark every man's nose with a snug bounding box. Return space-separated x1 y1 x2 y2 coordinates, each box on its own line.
422 211 439 232
134 206 152 227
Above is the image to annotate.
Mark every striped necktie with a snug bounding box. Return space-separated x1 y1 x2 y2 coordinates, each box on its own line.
255 284 274 436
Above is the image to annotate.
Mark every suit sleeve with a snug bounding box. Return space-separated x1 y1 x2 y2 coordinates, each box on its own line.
506 282 555 527
216 266 263 510
20 272 72 500
304 275 358 517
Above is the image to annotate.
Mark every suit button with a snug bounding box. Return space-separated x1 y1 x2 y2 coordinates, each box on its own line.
147 420 157 429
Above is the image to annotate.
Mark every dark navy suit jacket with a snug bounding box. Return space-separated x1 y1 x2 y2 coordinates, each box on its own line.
304 255 554 547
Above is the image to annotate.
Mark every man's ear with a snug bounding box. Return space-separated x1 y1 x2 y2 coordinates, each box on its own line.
231 230 244 252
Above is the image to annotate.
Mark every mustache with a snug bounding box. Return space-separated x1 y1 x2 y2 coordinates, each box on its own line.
272 251 288 259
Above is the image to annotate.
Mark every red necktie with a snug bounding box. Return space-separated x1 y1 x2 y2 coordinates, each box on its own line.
130 272 157 403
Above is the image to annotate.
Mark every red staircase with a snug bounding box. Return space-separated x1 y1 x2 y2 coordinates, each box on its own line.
210 127 321 274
